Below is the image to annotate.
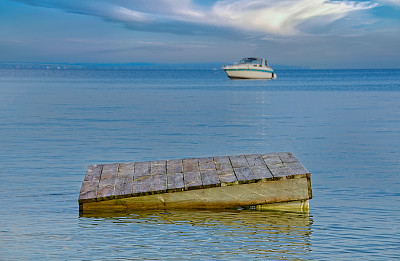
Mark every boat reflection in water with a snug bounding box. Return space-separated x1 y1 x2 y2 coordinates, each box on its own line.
79 210 312 259
222 57 277 79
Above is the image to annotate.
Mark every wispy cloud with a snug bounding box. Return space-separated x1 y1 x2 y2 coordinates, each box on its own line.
211 0 378 35
380 0 400 6
13 0 378 36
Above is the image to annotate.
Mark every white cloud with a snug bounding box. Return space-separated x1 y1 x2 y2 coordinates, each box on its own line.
13 0 378 36
112 7 150 23
211 0 378 35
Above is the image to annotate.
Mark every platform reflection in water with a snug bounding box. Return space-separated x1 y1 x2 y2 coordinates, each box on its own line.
79 209 312 259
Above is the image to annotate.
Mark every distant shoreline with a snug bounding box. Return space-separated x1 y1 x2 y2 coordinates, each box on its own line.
0 62 308 70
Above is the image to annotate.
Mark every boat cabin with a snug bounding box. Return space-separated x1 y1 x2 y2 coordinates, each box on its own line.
238 57 268 67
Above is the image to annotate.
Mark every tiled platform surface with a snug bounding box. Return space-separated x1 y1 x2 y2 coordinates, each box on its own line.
79 152 312 211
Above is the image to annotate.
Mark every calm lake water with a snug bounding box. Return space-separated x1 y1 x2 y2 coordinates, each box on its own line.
0 68 399 260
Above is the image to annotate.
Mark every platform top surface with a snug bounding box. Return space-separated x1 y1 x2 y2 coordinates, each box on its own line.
79 152 309 203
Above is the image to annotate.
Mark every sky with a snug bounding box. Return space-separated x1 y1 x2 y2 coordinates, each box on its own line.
1 0 400 68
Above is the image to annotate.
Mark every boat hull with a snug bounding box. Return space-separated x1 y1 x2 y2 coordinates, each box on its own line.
223 68 276 79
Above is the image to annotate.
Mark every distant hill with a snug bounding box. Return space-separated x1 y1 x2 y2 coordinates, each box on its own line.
272 64 310 70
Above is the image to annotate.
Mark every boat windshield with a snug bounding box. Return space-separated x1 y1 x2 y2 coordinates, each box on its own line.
238 58 262 65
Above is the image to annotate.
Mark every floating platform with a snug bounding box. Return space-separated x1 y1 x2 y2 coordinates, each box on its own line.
79 152 312 212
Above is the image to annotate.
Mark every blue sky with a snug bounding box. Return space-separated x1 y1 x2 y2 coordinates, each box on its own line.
1 0 400 68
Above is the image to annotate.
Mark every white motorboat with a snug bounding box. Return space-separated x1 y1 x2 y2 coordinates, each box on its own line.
222 57 277 79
